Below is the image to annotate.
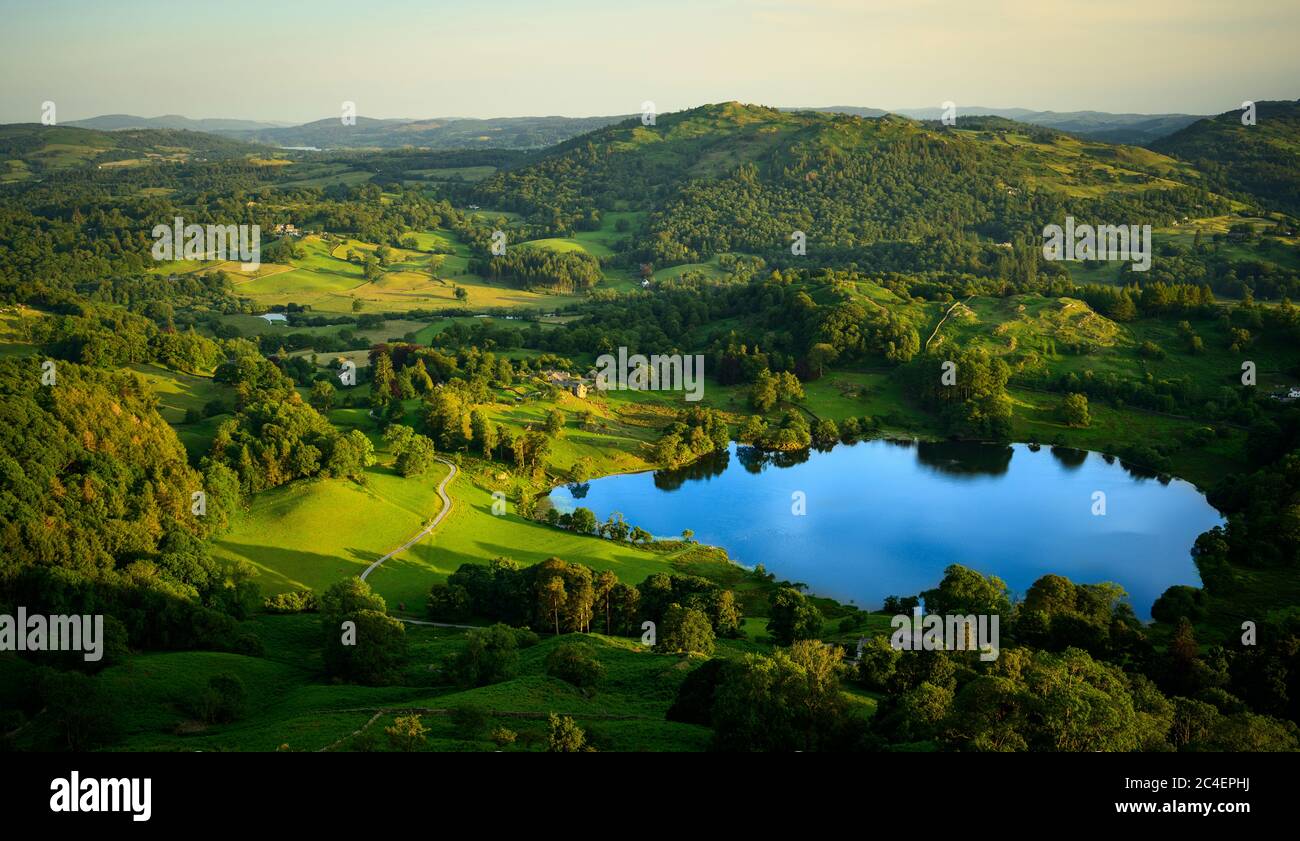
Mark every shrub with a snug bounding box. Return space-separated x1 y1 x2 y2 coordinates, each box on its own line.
450 705 489 736
385 715 428 752
1152 585 1208 623
194 673 246 724
426 583 471 622
544 641 605 688
264 589 319 614
546 713 594 752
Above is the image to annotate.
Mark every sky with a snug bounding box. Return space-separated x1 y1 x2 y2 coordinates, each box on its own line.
1 0 1297 124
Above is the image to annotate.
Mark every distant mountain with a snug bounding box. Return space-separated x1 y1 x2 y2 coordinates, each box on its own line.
58 105 1209 151
1152 100 1300 216
216 114 632 150
785 105 890 119
67 114 289 132
804 106 1204 145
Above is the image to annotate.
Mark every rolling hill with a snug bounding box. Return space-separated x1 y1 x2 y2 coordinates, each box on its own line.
67 114 288 132
218 114 632 150
0 123 257 181
1151 99 1300 216
471 102 1234 264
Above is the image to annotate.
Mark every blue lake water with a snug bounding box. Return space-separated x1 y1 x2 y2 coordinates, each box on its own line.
548 440 1224 619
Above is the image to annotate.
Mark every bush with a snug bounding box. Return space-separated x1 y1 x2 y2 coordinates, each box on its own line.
385 715 428 752
1151 585 1208 623
544 641 605 688
444 624 529 687
490 727 517 747
426 583 471 622
194 673 246 724
546 713 594 752
658 604 716 655
666 658 726 725
450 705 489 736
264 589 319 614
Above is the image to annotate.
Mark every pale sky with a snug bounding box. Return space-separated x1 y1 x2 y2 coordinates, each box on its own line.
1 0 1296 124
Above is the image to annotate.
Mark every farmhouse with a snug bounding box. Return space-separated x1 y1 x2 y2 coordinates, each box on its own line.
542 369 588 398
258 312 288 325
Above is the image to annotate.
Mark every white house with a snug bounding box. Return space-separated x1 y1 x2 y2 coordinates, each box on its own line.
258 313 288 325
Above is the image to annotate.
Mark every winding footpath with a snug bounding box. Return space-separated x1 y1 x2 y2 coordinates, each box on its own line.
359 456 457 583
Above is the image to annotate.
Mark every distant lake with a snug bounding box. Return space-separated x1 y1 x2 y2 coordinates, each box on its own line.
548 440 1223 619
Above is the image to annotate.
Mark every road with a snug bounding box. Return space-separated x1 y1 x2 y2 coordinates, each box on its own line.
359 456 456 582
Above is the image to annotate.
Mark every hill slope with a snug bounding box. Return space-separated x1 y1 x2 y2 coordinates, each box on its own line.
220 114 631 150
0 124 256 181
1151 99 1300 216
473 102 1233 263
67 114 287 132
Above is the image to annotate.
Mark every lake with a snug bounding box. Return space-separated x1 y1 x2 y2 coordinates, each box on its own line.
547 440 1224 618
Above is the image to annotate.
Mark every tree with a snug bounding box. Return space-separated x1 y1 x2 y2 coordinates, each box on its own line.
386 715 428 751
569 507 597 534
766 587 823 646
750 369 778 412
776 370 805 402
319 578 408 685
426 583 471 622
594 570 619 634
920 564 1012 617
194 673 246 723
541 576 566 636
470 409 497 458
659 604 716 654
371 352 396 404
547 713 593 752
710 641 857 751
1061 392 1091 428
739 415 768 442
545 641 605 687
445 624 526 686
310 379 336 412
545 408 565 436
395 433 436 477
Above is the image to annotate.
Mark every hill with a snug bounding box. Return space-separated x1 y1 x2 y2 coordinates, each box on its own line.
889 106 1204 145
1151 99 1300 216
472 101 1232 265
219 114 631 150
67 114 288 132
0 123 257 181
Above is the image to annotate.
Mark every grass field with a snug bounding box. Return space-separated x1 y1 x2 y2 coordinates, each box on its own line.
211 454 451 610
5 615 807 752
127 363 225 423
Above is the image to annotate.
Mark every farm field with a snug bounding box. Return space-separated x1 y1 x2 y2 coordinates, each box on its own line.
127 363 225 423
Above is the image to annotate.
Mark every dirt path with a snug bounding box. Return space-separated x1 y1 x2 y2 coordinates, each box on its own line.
359 457 456 582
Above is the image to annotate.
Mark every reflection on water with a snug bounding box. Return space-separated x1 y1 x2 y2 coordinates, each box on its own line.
548 440 1223 619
